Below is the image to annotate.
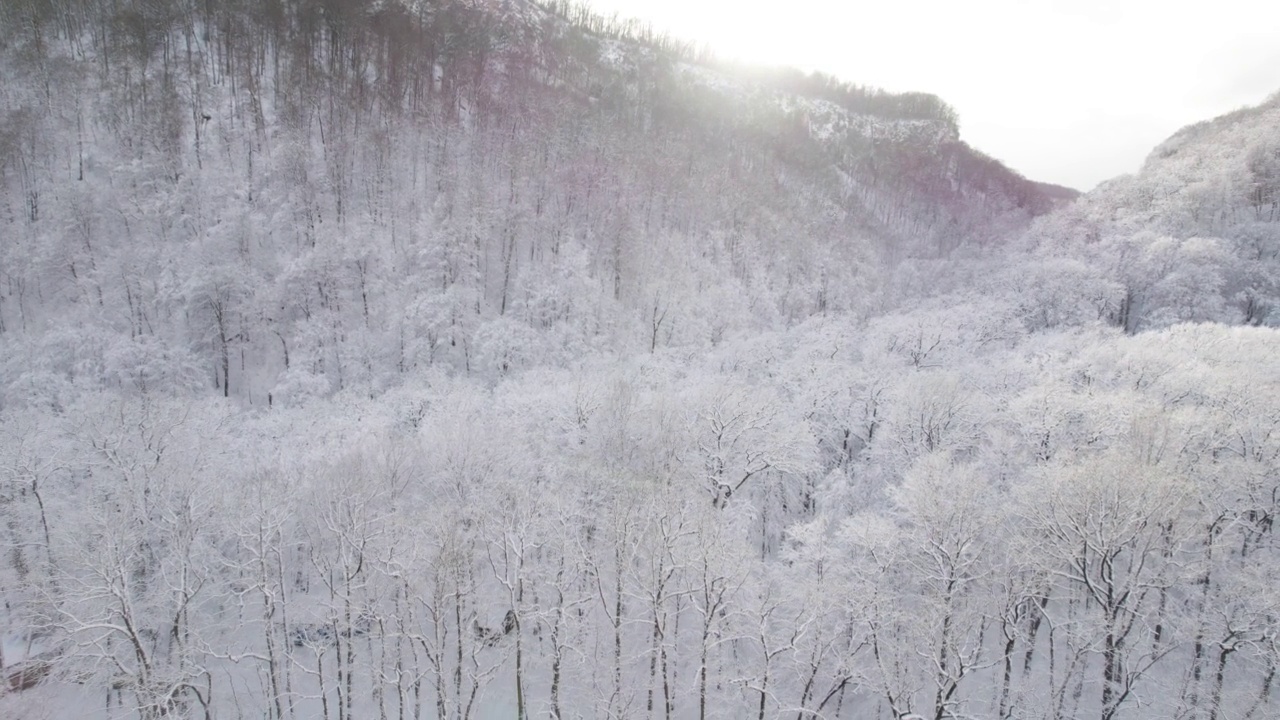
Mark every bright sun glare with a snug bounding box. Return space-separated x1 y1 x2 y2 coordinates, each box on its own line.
583 0 1280 190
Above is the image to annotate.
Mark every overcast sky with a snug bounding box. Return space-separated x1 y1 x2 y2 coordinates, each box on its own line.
581 0 1280 191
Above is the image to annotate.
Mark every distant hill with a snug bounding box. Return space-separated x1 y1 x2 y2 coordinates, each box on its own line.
0 0 1068 402
1049 91 1280 239
1031 180 1082 205
1018 91 1280 330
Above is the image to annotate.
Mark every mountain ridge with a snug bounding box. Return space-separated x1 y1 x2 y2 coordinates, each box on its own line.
0 0 1073 402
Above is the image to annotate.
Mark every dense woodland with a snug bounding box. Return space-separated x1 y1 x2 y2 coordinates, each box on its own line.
0 1 1278 719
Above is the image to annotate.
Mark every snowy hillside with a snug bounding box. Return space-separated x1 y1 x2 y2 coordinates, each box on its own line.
0 2 1277 720
1019 92 1280 331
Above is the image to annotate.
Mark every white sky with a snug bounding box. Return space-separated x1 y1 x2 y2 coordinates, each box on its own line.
581 0 1280 191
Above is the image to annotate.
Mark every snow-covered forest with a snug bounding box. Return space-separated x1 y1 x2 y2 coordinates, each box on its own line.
1 1 1278 718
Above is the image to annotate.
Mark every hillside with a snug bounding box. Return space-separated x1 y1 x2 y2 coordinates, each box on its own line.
0 2 1277 720
1018 92 1280 331
0 0 1066 405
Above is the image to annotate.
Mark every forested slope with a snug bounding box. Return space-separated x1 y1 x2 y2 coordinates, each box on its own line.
0 2 1278 720
0 0 1060 405
1017 92 1280 332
